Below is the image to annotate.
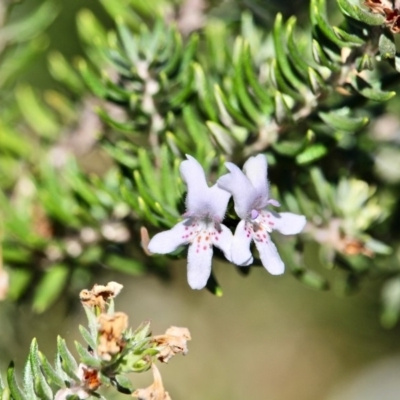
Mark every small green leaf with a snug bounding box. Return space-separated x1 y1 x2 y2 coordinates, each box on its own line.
75 342 102 369
32 264 69 313
286 17 310 79
29 340 53 400
296 143 328 164
0 1 58 44
57 337 79 380
38 351 65 388
79 325 97 350
273 14 306 89
294 268 330 290
15 85 59 139
23 359 36 400
105 254 145 275
379 32 396 59
7 362 25 400
78 59 108 98
337 0 385 25
48 52 83 94
114 375 134 394
319 110 368 132
206 121 236 155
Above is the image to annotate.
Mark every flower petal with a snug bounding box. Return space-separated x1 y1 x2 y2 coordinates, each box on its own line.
217 163 255 219
269 211 306 235
242 154 269 199
254 236 284 275
231 220 253 266
187 241 213 290
180 155 230 219
206 184 231 220
211 224 233 262
148 220 190 254
180 155 210 214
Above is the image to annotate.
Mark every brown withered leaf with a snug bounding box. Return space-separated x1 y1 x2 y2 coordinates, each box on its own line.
80 281 123 311
132 364 171 400
152 326 191 363
97 312 128 361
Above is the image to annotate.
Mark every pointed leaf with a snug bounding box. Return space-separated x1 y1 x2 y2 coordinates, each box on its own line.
57 337 79 380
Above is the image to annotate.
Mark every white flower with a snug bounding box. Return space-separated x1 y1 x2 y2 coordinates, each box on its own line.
217 154 306 274
148 155 232 290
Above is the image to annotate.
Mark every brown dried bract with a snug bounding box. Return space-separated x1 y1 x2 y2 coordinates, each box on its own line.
132 364 171 400
152 326 191 363
97 312 128 361
81 364 101 391
80 281 123 311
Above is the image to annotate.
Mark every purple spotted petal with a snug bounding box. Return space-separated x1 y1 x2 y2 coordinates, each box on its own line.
211 224 233 262
187 241 213 289
148 220 191 254
254 236 285 275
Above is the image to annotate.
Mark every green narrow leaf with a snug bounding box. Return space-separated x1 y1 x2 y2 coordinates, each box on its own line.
296 143 328 164
319 110 369 132
32 264 69 313
270 59 303 101
352 77 396 101
83 304 99 338
310 0 351 48
233 38 263 124
213 85 255 130
29 340 53 400
206 121 236 154
337 0 385 25
242 42 273 113
79 325 97 351
38 351 65 388
23 359 37 400
75 342 102 369
274 91 292 124
105 254 145 275
78 59 108 98
193 63 218 121
0 1 58 44
333 26 365 45
308 67 327 94
170 63 195 107
311 40 339 71
48 52 83 94
273 14 306 89
114 374 134 394
7 362 25 400
160 29 182 76
57 337 79 380
286 17 310 79
15 85 59 139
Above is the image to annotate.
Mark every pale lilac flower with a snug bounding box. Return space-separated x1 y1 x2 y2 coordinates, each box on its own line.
148 155 232 290
217 154 306 274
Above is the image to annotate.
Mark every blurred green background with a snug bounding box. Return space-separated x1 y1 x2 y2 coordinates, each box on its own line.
2 0 400 399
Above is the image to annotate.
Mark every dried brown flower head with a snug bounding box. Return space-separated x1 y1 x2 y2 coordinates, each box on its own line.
152 326 191 363
80 281 123 311
132 364 171 400
364 0 400 32
97 312 128 361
